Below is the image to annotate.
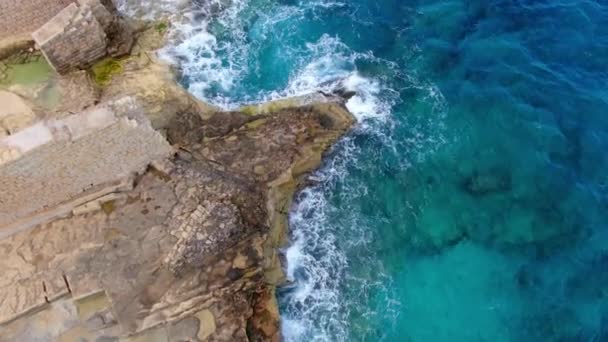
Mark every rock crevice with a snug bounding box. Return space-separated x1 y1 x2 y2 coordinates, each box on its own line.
0 21 355 341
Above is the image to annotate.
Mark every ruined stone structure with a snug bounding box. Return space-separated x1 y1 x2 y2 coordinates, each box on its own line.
0 97 173 236
31 0 129 73
0 0 77 37
1 0 132 72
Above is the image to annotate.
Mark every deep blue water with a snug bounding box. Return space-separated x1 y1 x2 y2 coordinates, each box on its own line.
135 0 608 340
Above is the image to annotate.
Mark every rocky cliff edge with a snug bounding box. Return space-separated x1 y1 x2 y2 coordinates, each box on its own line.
0 21 354 341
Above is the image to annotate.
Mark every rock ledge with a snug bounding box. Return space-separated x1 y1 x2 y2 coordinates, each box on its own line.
0 22 354 341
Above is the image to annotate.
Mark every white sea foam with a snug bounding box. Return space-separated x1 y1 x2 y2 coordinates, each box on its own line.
115 0 185 18
281 185 349 341
150 2 399 341
117 0 444 340
150 0 399 121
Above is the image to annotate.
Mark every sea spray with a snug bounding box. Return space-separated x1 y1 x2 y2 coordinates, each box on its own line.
155 3 402 340
149 0 399 114
117 0 608 340
117 0 448 340
116 0 185 18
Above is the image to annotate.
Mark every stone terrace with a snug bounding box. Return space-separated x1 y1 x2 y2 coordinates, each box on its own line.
0 97 173 237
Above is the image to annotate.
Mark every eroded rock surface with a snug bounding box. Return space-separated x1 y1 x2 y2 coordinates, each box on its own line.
0 96 354 341
0 15 354 340
0 90 38 136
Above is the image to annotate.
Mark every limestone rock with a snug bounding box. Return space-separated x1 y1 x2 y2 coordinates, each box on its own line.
100 52 218 130
0 90 38 136
166 200 246 275
0 16 355 342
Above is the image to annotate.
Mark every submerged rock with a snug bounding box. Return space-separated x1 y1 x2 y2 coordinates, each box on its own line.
462 168 511 196
398 160 589 256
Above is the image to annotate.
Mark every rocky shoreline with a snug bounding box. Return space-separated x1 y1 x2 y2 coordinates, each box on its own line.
0 7 355 342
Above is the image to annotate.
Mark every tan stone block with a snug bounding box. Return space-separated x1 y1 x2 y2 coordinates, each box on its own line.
74 290 111 322
43 273 71 302
72 200 102 216
68 272 102 301
0 277 48 324
195 309 216 341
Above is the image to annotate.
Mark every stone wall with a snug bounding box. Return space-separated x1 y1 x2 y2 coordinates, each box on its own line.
0 0 76 37
32 2 110 74
0 97 174 232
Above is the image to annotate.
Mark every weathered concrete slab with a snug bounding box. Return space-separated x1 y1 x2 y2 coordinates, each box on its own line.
0 97 174 234
31 4 80 46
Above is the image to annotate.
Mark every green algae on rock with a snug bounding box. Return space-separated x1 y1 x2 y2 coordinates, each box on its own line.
154 21 169 34
0 53 53 87
90 58 125 86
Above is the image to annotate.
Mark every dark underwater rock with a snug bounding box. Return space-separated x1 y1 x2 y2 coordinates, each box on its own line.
520 304 586 341
462 168 511 196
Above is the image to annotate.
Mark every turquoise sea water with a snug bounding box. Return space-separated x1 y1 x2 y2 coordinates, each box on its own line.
123 0 608 340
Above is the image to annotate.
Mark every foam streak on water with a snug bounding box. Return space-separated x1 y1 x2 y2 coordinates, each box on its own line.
132 2 405 340
116 0 185 19
138 0 393 118
109 1 608 341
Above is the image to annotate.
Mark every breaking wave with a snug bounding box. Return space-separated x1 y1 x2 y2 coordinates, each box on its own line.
117 1 446 340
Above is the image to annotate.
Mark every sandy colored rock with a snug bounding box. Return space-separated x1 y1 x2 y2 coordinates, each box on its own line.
196 309 217 341
0 96 353 340
0 97 174 231
100 51 218 130
0 15 355 342
0 90 38 136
